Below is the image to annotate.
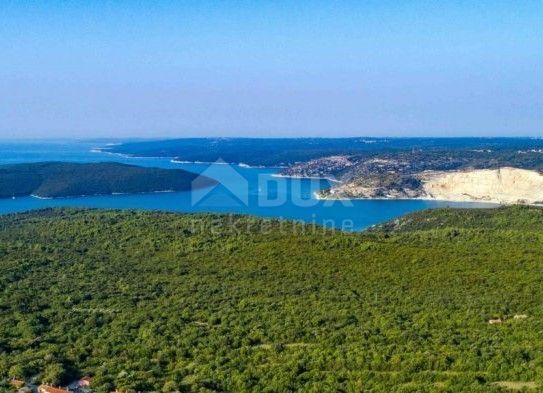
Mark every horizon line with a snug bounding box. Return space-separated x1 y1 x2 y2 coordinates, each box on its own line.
0 135 542 142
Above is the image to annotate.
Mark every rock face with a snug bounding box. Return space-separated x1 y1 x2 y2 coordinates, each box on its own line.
420 167 543 204
318 167 543 205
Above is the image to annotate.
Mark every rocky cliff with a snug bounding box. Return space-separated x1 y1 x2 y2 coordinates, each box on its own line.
318 167 543 205
420 167 543 204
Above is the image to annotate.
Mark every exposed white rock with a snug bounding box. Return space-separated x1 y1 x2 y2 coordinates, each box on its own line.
318 167 543 205
420 167 543 205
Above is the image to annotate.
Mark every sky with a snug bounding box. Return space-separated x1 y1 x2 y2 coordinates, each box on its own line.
0 0 542 139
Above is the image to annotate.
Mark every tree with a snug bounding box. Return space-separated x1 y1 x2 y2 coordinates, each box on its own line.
42 363 66 386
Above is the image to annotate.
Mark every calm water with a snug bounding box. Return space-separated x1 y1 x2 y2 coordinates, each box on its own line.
0 140 495 231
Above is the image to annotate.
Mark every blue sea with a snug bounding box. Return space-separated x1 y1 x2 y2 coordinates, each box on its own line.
0 140 495 231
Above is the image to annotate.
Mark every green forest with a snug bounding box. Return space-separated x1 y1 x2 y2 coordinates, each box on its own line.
1 206 542 392
0 162 216 199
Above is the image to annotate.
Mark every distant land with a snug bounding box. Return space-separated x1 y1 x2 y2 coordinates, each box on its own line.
0 162 216 199
104 137 543 166
106 137 543 204
1 206 542 391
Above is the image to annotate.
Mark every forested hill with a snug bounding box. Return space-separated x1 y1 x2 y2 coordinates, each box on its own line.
105 137 543 166
373 205 543 232
0 162 216 198
1 206 543 392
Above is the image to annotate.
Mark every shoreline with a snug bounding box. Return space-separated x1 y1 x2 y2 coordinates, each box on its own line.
314 192 543 206
25 189 195 201
171 159 284 169
170 159 281 169
315 167 543 206
93 147 283 168
93 143 288 169
91 147 167 160
71 147 543 207
272 174 341 183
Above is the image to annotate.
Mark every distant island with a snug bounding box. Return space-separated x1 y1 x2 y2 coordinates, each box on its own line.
0 162 217 199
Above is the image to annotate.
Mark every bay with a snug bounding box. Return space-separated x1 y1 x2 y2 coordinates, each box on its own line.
0 140 494 231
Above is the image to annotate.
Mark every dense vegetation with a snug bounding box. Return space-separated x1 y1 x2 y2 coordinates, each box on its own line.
0 162 216 198
107 137 543 167
1 206 543 392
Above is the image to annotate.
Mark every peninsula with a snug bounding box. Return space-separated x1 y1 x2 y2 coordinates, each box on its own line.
105 138 543 205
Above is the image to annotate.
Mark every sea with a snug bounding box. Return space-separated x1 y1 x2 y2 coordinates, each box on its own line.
0 140 495 231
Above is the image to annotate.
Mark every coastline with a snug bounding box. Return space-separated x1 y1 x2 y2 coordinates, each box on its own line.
272 173 341 183
27 189 186 200
171 159 284 169
89 146 543 207
30 194 54 200
315 167 543 206
93 147 282 168
91 147 165 160
314 192 543 206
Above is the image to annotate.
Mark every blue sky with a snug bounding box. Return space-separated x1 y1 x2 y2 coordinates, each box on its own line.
0 0 541 138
